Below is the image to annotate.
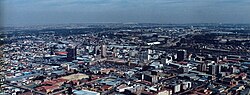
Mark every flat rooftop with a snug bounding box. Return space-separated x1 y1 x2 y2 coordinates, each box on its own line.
61 73 89 81
73 90 100 95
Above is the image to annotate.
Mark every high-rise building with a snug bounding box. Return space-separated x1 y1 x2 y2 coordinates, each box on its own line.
101 45 107 58
197 63 207 72
230 66 238 74
50 46 55 55
141 73 158 83
169 83 181 93
180 66 189 73
176 50 187 61
209 64 221 75
66 45 77 62
95 46 101 56
147 49 153 61
216 64 221 75
181 81 192 90
209 64 216 75
112 47 117 57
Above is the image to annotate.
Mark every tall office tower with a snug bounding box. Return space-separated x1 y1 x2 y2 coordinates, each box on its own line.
66 45 77 62
216 64 221 75
209 64 221 75
50 45 55 55
197 63 207 72
177 50 187 61
112 47 117 57
230 66 238 74
147 49 152 61
209 64 216 75
101 45 107 58
180 66 189 73
95 46 101 56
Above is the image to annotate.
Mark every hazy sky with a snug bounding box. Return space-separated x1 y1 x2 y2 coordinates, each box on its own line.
2 0 250 26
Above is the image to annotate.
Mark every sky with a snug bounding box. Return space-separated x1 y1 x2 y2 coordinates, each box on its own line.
2 0 250 26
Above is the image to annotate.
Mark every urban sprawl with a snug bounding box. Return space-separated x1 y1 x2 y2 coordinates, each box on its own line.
1 23 250 95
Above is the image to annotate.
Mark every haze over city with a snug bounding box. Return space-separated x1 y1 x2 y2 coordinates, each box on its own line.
2 0 250 26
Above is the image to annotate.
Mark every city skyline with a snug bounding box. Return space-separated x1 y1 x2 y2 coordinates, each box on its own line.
1 0 250 94
2 0 250 26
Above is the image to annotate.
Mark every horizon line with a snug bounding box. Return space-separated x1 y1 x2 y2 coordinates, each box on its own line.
3 22 250 27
